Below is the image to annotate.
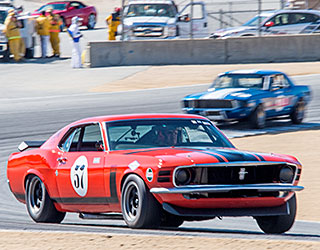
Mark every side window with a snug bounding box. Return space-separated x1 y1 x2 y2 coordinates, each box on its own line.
291 13 318 24
180 4 204 20
80 124 104 151
270 74 289 89
270 13 290 26
60 127 81 152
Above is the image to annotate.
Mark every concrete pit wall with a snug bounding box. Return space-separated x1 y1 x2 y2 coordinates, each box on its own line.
87 34 320 67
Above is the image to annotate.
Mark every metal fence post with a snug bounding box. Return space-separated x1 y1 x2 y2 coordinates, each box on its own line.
190 0 194 39
121 0 125 41
219 9 223 29
258 0 262 37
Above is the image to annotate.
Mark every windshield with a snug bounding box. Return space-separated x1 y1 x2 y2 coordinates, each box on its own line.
242 15 269 26
210 74 265 89
125 4 176 18
0 10 7 24
106 119 233 150
37 3 67 12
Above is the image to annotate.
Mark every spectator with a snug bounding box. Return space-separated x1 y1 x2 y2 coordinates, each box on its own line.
67 16 83 68
47 8 62 57
106 7 121 40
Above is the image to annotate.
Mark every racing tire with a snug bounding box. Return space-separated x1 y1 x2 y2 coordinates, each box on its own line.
255 194 296 234
290 99 305 124
121 175 162 229
161 212 184 228
25 175 66 223
250 105 266 129
87 14 96 30
25 48 34 59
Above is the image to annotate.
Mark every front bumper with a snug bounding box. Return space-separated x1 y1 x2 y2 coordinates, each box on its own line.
151 183 304 194
162 201 289 217
182 107 252 121
0 43 8 54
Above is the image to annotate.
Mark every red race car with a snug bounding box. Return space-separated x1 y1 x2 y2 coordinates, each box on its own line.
7 114 303 233
33 1 97 29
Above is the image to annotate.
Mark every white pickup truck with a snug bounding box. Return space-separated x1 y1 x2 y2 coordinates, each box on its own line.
120 0 209 40
0 4 36 61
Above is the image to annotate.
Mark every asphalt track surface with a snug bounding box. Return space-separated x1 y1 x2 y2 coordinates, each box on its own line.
0 75 320 242
0 0 319 242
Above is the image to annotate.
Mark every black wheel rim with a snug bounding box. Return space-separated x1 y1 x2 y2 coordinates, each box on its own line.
124 182 140 221
296 102 305 120
28 177 45 216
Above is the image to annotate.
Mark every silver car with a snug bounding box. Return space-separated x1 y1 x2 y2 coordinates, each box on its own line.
211 9 320 38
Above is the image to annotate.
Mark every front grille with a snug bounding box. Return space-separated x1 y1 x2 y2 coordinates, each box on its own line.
174 164 295 186
185 99 234 109
133 26 163 37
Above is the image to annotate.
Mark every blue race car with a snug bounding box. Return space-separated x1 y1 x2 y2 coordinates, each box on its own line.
182 70 311 128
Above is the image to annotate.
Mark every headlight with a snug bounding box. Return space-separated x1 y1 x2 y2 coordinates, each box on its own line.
175 168 193 186
279 165 295 183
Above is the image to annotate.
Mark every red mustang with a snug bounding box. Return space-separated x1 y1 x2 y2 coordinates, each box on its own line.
7 114 303 234
33 1 97 29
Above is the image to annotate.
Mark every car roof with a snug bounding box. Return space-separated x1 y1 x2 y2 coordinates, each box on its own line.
69 113 208 126
273 9 320 16
222 69 284 75
127 0 174 4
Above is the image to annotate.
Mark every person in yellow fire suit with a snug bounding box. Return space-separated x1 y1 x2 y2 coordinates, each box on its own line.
36 11 50 58
3 12 25 62
106 7 121 40
47 8 62 57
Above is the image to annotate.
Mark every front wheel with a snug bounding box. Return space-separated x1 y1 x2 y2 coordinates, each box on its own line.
25 175 65 223
87 14 96 29
121 175 162 228
255 194 296 234
290 99 305 124
250 105 266 129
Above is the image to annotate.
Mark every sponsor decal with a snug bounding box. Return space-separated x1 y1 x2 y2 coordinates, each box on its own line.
146 168 153 182
71 156 88 197
128 160 140 171
93 157 101 164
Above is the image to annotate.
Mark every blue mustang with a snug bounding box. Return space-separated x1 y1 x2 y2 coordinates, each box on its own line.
182 70 311 128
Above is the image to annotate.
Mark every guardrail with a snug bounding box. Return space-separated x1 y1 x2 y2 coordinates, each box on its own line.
85 34 320 68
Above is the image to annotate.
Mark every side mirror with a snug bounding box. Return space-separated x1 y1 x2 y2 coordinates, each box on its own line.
68 6 75 11
95 141 104 151
178 14 190 22
264 21 274 28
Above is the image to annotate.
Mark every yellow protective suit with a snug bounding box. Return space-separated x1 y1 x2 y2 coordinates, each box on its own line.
36 14 50 36
48 14 62 56
4 15 25 61
106 13 120 40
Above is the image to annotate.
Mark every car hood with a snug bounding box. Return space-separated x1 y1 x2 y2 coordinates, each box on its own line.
121 147 299 167
183 88 265 101
123 16 175 26
214 26 256 36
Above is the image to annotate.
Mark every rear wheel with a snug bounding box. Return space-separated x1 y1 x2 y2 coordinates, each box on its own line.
290 99 305 124
25 175 65 223
250 105 266 129
87 14 96 29
255 194 296 234
121 175 162 228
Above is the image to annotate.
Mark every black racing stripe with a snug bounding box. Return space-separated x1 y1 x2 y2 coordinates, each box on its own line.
177 148 226 162
109 170 119 203
214 149 258 162
52 197 116 205
254 153 265 161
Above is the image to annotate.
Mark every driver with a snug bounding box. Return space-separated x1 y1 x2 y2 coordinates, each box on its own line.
155 126 180 146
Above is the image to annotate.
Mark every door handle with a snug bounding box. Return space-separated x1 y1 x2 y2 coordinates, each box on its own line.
57 157 68 164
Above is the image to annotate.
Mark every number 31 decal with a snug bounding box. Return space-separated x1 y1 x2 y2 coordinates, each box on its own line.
71 156 88 197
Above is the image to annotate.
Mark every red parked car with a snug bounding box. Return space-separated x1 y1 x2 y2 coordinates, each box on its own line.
33 1 97 29
7 114 303 234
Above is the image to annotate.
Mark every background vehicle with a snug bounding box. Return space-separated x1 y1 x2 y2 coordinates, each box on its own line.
182 70 311 128
32 1 97 29
211 9 320 38
120 0 208 40
7 114 303 234
0 6 36 61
